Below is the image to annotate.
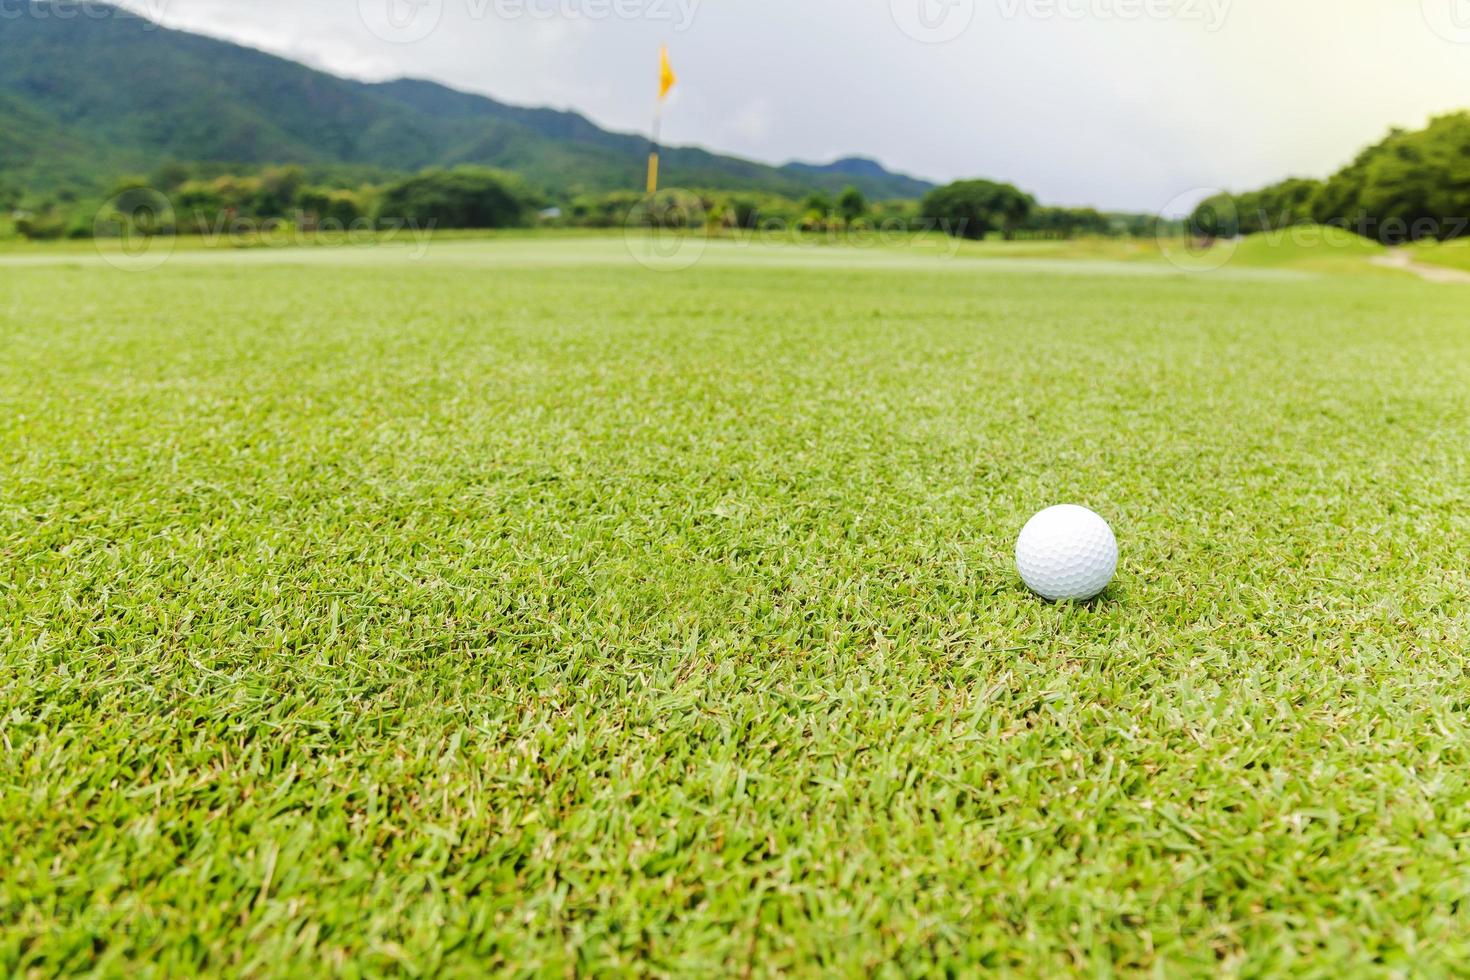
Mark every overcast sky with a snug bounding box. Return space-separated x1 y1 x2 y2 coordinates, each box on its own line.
113 0 1470 211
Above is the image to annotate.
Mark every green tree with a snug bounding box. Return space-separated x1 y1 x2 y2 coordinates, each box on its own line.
836 186 868 225
1024 206 1111 239
728 196 761 230
251 166 306 218
150 162 193 192
1122 213 1164 237
1190 114 1470 244
1187 192 1240 241
1306 113 1470 242
1231 178 1321 235
802 191 834 217
175 181 229 232
920 179 1036 240
378 168 538 229
297 188 363 228
569 191 643 228
14 200 66 240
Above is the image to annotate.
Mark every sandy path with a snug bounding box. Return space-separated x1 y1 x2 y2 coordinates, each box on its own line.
1371 248 1470 284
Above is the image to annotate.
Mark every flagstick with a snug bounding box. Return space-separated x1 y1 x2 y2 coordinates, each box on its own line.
642 101 662 261
646 100 664 196
644 46 673 260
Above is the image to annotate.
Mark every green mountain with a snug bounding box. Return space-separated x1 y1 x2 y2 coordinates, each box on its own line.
0 4 933 200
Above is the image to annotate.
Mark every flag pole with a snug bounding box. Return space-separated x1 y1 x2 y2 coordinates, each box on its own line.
646 100 663 195
647 45 675 195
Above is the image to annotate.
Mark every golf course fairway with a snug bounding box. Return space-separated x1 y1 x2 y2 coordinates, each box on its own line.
3 235 1468 974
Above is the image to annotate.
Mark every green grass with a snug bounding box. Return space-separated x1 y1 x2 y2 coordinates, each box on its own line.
1413 237 1470 273
3 236 1470 976
0 223 1412 281
1208 224 1393 276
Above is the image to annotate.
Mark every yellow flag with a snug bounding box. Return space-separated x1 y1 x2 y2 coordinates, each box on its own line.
659 45 677 100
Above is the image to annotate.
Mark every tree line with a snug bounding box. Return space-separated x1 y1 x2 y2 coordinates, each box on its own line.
4 165 540 241
3 163 1163 243
1189 111 1470 244
13 116 1464 246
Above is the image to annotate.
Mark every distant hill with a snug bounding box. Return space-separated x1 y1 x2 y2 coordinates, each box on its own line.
0 4 934 200
782 157 934 199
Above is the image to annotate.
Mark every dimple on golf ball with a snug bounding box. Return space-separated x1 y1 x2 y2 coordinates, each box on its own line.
1015 505 1118 602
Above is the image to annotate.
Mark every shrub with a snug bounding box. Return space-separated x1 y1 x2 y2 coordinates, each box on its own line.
377 168 539 229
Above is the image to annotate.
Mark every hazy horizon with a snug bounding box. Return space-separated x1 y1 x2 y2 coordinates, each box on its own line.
107 0 1470 212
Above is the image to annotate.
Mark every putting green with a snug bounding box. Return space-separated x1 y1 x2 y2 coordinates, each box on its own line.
3 234 1468 974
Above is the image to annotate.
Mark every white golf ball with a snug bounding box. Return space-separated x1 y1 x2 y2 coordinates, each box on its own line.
1015 505 1118 601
